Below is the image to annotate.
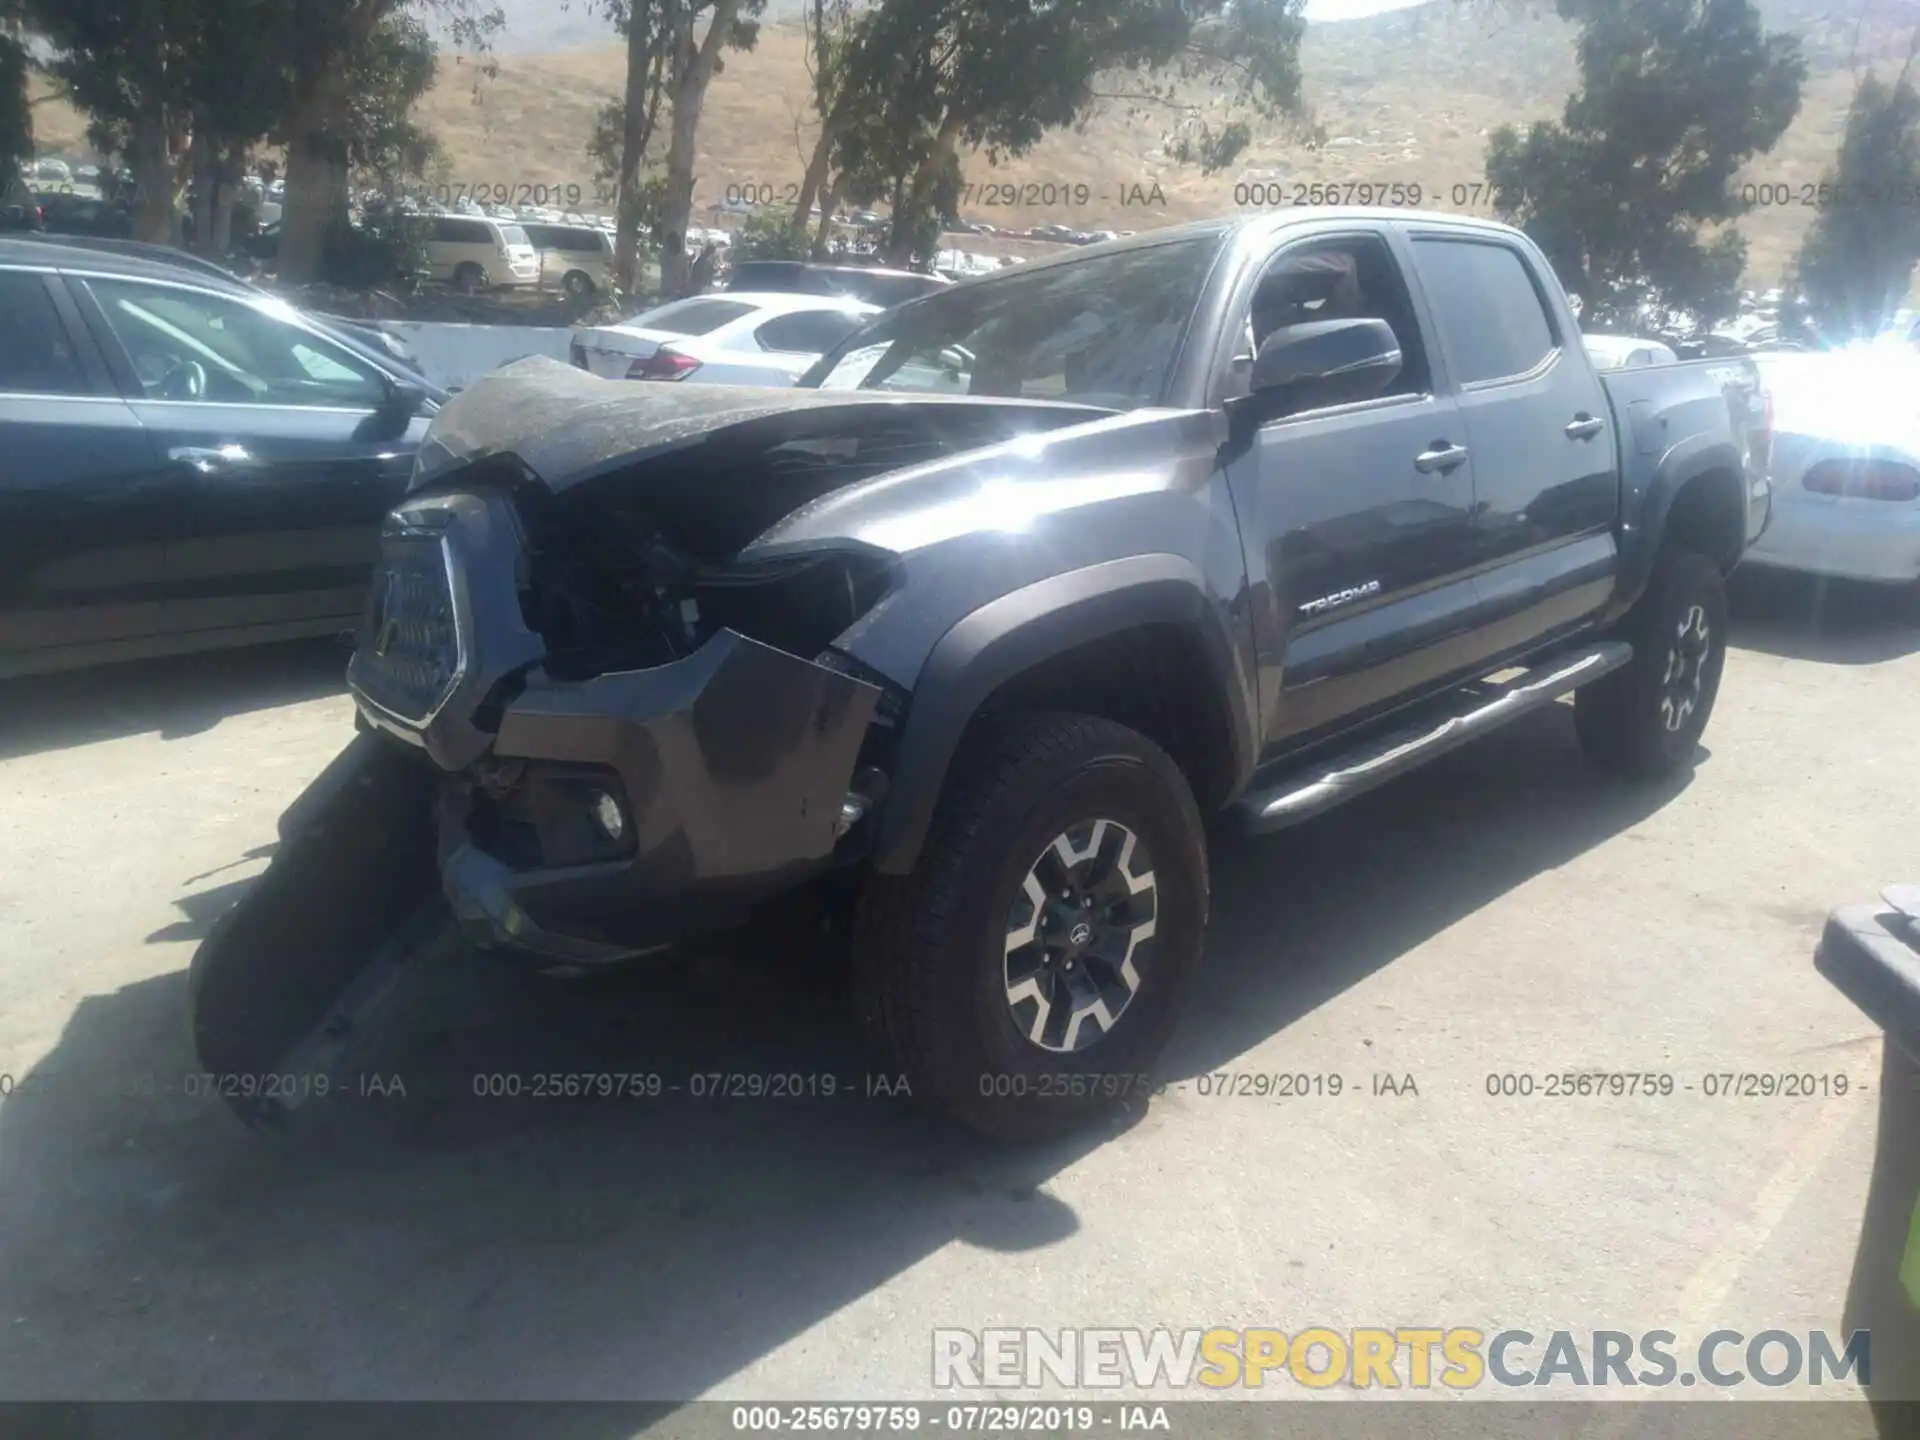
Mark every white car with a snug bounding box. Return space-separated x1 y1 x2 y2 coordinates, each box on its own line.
423 214 541 292
1744 348 1920 585
570 291 879 386
1582 333 1679 370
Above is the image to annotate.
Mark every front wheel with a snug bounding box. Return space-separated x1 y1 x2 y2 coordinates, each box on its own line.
561 269 596 300
1575 547 1728 778
852 713 1208 1141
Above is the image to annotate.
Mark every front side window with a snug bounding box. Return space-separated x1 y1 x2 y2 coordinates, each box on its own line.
1225 233 1430 406
800 236 1222 409
86 280 388 408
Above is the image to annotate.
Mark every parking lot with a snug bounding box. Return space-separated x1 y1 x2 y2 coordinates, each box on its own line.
0 573 1915 1407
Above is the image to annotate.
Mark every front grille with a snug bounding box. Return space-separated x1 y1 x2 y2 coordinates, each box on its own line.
349 534 462 723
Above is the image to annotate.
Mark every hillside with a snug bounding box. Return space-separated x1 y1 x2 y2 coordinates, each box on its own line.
28 0 1918 282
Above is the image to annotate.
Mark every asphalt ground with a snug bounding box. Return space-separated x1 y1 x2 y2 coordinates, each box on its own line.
0 569 1915 1427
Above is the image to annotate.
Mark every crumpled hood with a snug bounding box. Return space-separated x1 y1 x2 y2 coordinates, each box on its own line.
409 354 1107 494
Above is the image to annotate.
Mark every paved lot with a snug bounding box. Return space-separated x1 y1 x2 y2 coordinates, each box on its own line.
0 573 1916 1410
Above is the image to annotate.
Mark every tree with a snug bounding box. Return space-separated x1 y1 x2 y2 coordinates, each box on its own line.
0 30 29 174
589 0 670 294
1793 48 1920 342
789 0 1308 272
653 0 764 299
23 0 204 242
1485 0 1805 330
275 0 498 283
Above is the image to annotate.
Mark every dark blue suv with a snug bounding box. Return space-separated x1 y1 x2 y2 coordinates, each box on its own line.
0 237 442 678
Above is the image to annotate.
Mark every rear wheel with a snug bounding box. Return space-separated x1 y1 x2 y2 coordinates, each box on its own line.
453 261 487 295
1575 547 1728 778
852 713 1208 1141
561 269 596 300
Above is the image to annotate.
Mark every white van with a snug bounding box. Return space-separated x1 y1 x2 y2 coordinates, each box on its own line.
520 221 616 298
423 214 539 293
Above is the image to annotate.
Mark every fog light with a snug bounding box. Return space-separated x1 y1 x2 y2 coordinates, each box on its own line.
590 790 626 841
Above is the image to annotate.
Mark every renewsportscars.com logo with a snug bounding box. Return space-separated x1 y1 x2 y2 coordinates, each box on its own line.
932 1327 1871 1391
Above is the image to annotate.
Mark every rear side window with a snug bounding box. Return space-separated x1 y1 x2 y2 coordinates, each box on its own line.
520 224 556 247
0 271 89 395
756 309 865 354
640 298 758 336
434 218 488 244
1412 238 1559 385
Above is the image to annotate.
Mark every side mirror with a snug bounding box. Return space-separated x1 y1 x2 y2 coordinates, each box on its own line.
1246 317 1403 420
359 373 429 441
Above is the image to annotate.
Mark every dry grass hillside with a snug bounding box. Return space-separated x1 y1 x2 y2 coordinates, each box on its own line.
28 0 1919 282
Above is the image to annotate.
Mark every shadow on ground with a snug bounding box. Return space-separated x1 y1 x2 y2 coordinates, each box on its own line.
1728 568 1920 666
0 701 1693 1407
0 640 351 762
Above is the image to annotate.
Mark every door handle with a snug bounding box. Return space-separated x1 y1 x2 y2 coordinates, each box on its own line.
168 443 261 474
1565 414 1607 441
1413 442 1469 475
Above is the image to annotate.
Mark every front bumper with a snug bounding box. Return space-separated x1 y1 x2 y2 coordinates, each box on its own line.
1816 895 1920 1063
428 629 880 965
347 491 882 965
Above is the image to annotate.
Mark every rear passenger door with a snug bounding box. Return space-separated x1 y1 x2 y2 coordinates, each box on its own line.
1406 232 1620 645
0 266 173 671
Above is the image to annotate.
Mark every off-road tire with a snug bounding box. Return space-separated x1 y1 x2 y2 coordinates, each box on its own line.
453 262 487 295
852 712 1208 1141
1575 547 1728 779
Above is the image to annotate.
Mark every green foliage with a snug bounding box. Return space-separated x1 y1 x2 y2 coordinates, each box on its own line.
1486 0 1806 329
1793 69 1920 342
0 32 30 170
731 209 809 261
340 13 443 186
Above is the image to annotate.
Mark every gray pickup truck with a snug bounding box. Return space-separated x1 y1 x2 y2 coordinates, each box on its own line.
192 210 1772 1139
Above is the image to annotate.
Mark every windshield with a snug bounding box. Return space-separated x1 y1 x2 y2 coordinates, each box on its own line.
799 236 1222 408
497 224 530 247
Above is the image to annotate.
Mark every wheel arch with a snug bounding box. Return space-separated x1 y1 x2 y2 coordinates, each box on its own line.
1613 439 1749 618
870 554 1259 876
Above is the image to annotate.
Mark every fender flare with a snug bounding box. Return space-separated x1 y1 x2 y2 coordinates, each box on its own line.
870 553 1258 876
1611 435 1749 619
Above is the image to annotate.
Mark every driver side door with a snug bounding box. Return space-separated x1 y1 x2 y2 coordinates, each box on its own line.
71 275 424 640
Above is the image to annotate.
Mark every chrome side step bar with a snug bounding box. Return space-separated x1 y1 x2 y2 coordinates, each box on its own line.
1231 641 1633 836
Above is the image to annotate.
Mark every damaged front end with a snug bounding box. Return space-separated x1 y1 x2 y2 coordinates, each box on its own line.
190 359 1100 1088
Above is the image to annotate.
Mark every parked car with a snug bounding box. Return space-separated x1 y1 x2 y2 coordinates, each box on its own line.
0 237 441 679
192 210 1772 1140
520 220 616 298
725 259 950 307
28 233 241 283
420 214 539 293
1582 334 1680 371
34 192 132 238
32 158 73 187
570 291 879 385
1742 350 1920 587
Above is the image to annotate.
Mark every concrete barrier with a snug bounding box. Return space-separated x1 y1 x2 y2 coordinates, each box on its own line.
375 321 574 393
